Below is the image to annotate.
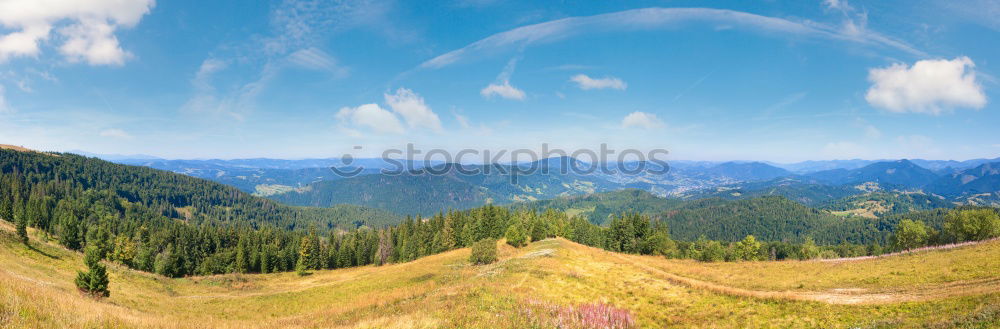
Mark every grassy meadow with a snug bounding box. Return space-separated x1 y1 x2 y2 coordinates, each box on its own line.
1 225 999 328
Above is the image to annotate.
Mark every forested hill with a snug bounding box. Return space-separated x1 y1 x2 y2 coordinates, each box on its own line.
270 172 494 217
0 149 400 230
516 189 931 245
0 148 400 276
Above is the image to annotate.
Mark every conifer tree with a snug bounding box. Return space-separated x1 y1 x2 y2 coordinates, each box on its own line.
504 224 528 248
75 245 110 298
16 212 28 245
234 236 249 273
296 236 312 276
375 230 393 266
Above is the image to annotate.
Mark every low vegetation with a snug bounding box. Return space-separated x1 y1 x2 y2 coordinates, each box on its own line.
469 239 498 265
1 224 998 328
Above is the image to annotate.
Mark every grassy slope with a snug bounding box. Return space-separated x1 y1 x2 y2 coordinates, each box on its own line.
1 224 998 328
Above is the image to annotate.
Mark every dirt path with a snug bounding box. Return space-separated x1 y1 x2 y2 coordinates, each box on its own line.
609 251 1000 305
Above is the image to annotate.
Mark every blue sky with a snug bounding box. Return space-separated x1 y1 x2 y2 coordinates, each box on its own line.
0 0 998 162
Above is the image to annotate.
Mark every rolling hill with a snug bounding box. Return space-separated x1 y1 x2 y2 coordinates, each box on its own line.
519 189 901 244
0 147 401 277
2 224 998 328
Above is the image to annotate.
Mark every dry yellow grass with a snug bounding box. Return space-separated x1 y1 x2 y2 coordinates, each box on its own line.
1 225 998 328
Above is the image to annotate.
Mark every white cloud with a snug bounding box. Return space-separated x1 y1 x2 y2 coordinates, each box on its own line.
417 7 922 70
823 0 851 11
570 74 627 90
480 57 526 101
99 128 131 139
335 103 405 135
384 88 442 131
865 57 987 114
480 81 526 100
621 111 665 130
335 88 442 135
0 0 154 65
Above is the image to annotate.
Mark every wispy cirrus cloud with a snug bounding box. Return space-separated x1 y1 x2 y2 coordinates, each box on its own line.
417 7 924 70
480 56 526 100
183 0 381 121
287 47 347 76
570 74 626 90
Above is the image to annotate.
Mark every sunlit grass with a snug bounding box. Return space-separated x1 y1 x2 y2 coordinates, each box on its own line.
1 225 998 328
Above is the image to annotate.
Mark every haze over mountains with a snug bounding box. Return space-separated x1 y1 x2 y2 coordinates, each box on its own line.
74 152 1000 217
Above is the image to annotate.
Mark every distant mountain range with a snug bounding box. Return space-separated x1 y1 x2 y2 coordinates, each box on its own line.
805 159 940 188
69 151 1000 216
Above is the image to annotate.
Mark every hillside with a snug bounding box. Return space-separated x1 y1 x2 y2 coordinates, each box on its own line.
701 161 791 181
1 225 998 328
927 162 1000 198
517 189 685 224
807 160 940 188
820 191 953 218
0 148 400 277
661 196 884 244
269 172 494 216
520 190 901 244
676 177 863 206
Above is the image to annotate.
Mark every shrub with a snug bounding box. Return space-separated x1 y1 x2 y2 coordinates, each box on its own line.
797 237 820 260
505 224 528 248
641 231 676 256
469 239 498 265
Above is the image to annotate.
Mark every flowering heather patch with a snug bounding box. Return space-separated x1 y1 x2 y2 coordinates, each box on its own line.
520 298 636 329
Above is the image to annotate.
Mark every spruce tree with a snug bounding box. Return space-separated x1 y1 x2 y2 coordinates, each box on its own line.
16 213 28 245
296 236 312 276
75 246 110 298
234 236 248 273
504 224 527 248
